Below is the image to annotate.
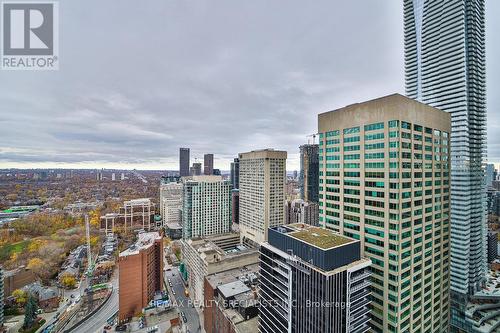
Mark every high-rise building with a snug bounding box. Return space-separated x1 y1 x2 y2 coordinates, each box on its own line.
179 148 190 177
181 176 231 239
260 224 371 333
299 144 319 203
159 181 183 227
238 149 287 245
118 232 163 321
486 164 496 188
404 1 487 326
231 189 239 225
190 162 202 176
318 94 451 333
204 153 214 175
284 199 319 226
230 158 240 189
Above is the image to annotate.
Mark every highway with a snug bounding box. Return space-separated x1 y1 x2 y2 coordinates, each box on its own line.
68 276 119 333
164 268 202 333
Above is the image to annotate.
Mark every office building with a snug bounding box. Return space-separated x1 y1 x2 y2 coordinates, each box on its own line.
231 189 239 225
190 162 202 176
230 158 240 189
284 199 319 226
159 181 183 227
204 263 259 333
486 164 496 188
299 143 319 203
318 94 451 332
181 233 259 305
404 1 487 328
204 154 214 175
213 169 221 176
260 224 371 333
238 149 287 245
118 232 163 321
179 148 190 177
181 176 231 239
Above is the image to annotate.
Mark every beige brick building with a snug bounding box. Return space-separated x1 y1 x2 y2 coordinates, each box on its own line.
238 149 287 245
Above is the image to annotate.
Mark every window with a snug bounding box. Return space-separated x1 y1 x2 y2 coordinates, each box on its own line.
343 126 360 134
389 120 399 128
365 132 385 141
344 136 360 143
365 122 384 131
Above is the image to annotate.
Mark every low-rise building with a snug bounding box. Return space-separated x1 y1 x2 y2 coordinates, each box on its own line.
118 232 163 321
181 233 259 306
3 266 36 298
22 282 59 310
204 264 259 333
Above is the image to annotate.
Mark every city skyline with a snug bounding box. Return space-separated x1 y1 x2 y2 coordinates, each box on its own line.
0 1 499 172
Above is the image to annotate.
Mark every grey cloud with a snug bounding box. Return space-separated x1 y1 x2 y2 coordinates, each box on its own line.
0 0 498 170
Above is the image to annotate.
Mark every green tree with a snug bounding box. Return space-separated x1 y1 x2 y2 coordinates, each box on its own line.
23 295 38 329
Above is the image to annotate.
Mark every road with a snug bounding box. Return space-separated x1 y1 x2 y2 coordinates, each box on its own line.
164 268 202 333
68 275 119 333
38 278 87 332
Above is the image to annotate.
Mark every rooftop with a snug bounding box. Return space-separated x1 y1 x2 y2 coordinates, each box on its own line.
120 231 161 257
218 280 251 299
283 224 355 249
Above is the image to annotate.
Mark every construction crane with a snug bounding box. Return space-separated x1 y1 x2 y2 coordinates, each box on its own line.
306 133 319 145
84 214 94 310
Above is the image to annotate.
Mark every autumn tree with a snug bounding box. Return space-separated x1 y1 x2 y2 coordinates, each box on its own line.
12 289 28 307
60 273 77 289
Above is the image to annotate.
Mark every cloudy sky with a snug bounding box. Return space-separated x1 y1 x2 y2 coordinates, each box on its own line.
0 0 499 171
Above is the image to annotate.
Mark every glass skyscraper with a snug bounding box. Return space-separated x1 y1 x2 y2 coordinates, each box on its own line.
404 0 487 328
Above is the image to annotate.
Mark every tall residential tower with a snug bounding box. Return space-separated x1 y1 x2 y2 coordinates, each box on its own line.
181 176 231 239
238 149 287 245
404 0 487 328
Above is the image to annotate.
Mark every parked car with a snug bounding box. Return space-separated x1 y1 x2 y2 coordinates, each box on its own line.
115 324 127 331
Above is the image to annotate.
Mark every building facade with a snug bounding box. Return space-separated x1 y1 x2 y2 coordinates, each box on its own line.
118 232 163 321
284 199 319 226
318 94 451 332
159 181 183 227
190 162 202 176
179 148 190 177
204 154 214 175
204 263 259 333
238 149 287 245
230 158 240 189
231 189 239 225
181 176 231 239
404 1 487 328
299 143 319 203
259 224 371 333
181 233 259 306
